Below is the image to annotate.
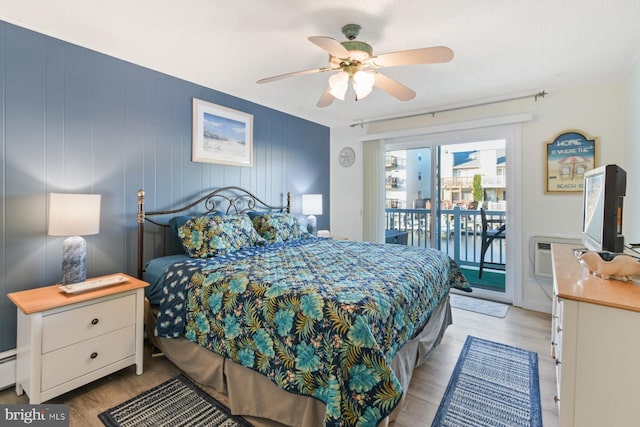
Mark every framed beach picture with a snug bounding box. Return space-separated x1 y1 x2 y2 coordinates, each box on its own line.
192 98 253 167
545 130 598 193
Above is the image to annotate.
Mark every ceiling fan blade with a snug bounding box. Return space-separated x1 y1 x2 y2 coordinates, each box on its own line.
316 87 335 107
257 67 332 84
370 46 454 68
308 36 350 58
373 73 416 101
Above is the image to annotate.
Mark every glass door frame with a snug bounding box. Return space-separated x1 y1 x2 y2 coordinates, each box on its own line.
383 124 522 305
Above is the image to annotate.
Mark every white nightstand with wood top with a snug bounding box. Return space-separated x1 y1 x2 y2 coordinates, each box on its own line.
7 273 148 404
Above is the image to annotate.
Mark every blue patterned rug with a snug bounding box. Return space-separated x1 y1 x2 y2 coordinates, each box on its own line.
432 336 542 427
99 375 253 427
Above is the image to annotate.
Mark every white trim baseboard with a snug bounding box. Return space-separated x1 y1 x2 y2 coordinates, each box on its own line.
0 349 17 390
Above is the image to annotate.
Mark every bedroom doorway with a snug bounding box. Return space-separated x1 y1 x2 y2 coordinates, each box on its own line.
382 128 516 305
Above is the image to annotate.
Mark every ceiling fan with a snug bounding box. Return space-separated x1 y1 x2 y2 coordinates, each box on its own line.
257 23 454 107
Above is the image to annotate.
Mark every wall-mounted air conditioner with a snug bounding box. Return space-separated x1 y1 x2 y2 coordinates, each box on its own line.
531 235 581 278
534 241 553 278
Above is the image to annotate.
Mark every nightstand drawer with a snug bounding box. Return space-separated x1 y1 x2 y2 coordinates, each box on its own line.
42 294 136 353
41 324 135 391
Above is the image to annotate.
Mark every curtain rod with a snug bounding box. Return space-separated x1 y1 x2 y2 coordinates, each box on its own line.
350 90 547 128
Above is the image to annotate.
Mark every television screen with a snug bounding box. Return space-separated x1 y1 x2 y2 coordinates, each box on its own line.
581 164 626 252
583 173 604 246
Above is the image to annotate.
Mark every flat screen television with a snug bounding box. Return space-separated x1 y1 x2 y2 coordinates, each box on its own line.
582 164 626 252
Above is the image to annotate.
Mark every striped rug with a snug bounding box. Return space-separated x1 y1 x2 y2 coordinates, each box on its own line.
99 375 253 427
432 336 542 427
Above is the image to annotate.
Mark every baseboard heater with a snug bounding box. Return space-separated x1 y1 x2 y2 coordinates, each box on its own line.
532 235 581 278
0 349 16 390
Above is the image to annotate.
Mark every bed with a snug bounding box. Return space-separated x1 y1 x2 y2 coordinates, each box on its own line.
137 187 471 427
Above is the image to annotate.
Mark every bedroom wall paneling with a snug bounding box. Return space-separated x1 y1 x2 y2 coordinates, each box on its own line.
0 20 330 353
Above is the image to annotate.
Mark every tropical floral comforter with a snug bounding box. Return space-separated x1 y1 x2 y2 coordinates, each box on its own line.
155 238 470 427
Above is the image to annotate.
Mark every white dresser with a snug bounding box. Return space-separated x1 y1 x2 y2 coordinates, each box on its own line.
551 244 640 427
8 274 148 404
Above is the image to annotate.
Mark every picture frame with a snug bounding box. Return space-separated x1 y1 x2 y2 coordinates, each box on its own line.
545 130 598 193
192 98 253 166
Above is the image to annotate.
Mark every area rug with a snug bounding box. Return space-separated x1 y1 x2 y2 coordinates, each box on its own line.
432 336 542 427
98 375 253 427
449 293 509 318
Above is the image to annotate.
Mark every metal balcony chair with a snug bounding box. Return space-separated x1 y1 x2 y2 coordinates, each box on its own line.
479 208 506 278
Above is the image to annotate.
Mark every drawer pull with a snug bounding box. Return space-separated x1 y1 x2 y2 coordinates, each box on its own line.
91 318 99 325
554 395 560 403
555 359 561 366
90 352 98 359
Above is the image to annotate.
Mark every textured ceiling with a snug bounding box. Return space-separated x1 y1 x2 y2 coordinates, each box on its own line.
1 0 639 127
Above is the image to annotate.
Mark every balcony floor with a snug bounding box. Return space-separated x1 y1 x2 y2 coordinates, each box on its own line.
459 266 506 293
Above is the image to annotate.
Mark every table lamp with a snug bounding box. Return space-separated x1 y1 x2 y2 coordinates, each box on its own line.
48 193 101 284
302 194 322 236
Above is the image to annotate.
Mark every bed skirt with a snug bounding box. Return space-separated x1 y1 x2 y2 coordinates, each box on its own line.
145 294 453 427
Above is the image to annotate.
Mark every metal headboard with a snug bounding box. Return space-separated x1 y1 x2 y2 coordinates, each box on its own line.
137 186 291 278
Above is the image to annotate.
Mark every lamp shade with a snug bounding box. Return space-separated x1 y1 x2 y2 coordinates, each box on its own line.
352 70 375 99
328 72 349 100
328 70 375 102
302 194 323 216
48 193 101 236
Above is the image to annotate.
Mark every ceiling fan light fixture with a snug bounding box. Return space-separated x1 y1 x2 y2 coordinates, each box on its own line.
258 23 454 107
352 70 375 100
328 71 349 100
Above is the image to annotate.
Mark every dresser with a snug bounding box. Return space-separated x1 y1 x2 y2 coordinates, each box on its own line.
8 274 148 404
551 244 640 427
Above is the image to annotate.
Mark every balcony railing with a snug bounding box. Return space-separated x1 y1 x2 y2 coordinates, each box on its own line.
440 176 506 189
384 206 506 269
440 177 474 188
482 175 506 188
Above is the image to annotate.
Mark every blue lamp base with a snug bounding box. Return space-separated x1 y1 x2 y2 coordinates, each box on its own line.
306 214 317 236
61 236 87 284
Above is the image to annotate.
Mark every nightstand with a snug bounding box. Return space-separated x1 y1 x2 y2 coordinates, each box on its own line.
317 230 348 240
7 273 148 404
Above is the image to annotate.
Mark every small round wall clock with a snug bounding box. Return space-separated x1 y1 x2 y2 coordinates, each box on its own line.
339 146 356 167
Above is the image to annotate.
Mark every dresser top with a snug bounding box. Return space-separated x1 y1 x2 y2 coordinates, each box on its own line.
7 273 148 314
552 244 640 312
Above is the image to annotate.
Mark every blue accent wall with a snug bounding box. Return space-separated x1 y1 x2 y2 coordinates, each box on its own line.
0 21 330 352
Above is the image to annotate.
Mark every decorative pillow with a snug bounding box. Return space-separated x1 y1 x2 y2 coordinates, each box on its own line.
251 212 309 243
168 213 222 237
177 214 265 258
169 215 195 237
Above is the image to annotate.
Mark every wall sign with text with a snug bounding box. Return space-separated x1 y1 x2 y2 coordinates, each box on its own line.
545 130 598 193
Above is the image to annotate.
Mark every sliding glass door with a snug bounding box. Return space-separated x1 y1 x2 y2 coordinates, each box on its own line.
384 133 512 303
